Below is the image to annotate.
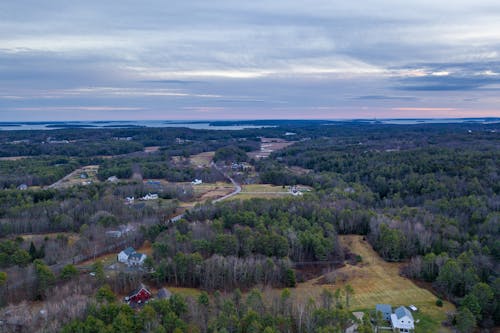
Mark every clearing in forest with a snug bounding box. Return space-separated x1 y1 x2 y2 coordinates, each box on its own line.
47 165 99 189
248 138 296 159
293 235 455 333
232 184 311 200
189 151 215 167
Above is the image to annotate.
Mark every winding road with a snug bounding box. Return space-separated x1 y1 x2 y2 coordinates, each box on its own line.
169 163 240 222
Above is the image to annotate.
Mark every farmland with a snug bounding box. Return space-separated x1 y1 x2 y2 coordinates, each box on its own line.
293 235 455 332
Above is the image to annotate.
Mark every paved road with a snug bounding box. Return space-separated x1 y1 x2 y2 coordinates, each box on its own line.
212 174 241 203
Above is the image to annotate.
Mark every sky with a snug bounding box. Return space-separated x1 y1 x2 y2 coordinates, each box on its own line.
1 1 500 121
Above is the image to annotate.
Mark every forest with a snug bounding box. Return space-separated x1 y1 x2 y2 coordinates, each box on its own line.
0 121 498 332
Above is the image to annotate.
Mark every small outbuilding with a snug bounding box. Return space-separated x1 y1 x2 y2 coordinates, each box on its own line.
157 288 172 300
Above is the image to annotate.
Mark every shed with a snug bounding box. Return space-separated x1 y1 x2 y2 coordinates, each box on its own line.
157 288 172 300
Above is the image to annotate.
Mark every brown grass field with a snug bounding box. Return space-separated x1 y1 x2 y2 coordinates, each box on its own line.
240 184 290 193
76 252 118 268
193 182 234 201
230 184 312 200
291 235 454 332
189 151 215 167
248 138 296 159
0 156 29 161
48 165 100 189
144 146 160 153
20 232 80 246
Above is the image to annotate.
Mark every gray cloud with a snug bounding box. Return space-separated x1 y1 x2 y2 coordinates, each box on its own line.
1 1 499 119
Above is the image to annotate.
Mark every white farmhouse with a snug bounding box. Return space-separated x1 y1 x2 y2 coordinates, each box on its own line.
390 306 414 332
127 252 147 267
118 247 136 263
141 193 158 200
191 179 203 185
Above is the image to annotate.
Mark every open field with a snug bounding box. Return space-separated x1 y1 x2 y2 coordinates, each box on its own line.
240 184 289 193
230 184 312 200
77 252 117 268
291 235 454 332
144 146 160 153
248 138 296 159
286 165 312 175
189 151 214 167
19 232 80 246
0 156 29 161
47 165 99 189
191 181 235 203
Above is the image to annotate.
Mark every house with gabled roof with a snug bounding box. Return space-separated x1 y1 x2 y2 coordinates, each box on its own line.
118 247 136 263
390 306 414 332
125 283 151 304
127 252 146 267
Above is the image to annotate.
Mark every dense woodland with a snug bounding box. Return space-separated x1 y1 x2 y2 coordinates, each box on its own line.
0 122 499 332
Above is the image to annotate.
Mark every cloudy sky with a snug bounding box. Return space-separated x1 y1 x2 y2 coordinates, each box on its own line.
1 1 500 121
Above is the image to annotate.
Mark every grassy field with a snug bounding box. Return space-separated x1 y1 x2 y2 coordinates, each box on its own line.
231 184 312 200
248 138 296 159
189 151 215 167
48 165 100 189
77 252 118 269
192 182 234 202
20 232 80 246
240 184 290 193
291 235 454 333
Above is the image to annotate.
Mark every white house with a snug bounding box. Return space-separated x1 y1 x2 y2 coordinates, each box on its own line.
290 186 303 196
107 176 119 183
125 196 135 204
141 193 158 200
128 252 147 266
191 179 203 185
17 184 28 190
390 306 414 332
118 247 136 263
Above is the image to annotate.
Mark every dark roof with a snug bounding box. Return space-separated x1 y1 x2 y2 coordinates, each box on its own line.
395 306 413 320
128 283 151 297
376 304 392 314
121 247 136 255
157 288 172 299
129 252 145 260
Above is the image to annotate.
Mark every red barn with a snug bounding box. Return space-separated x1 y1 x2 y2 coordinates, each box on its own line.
125 283 152 304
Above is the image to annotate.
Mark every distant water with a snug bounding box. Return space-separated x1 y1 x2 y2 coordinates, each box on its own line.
0 120 274 131
0 118 498 131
